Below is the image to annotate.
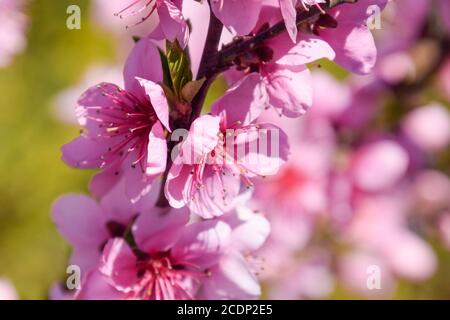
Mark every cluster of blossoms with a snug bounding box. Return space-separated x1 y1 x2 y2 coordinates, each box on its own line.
49 0 401 300
250 0 450 298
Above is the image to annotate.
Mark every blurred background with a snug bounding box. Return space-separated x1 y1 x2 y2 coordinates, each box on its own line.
0 0 449 299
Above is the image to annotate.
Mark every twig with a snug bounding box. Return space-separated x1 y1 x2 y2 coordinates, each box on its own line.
155 0 223 207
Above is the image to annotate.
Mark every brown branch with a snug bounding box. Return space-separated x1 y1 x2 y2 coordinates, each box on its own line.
156 0 223 207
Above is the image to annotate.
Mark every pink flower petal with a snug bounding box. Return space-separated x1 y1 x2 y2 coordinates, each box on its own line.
132 206 190 253
279 0 298 43
146 121 168 176
51 194 108 248
198 251 261 299
172 220 231 269
158 0 189 48
210 0 262 35
123 38 163 99
99 238 138 292
212 74 268 126
136 77 171 132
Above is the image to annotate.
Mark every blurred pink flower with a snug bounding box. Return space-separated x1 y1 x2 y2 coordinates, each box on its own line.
0 0 28 68
254 113 334 248
61 38 170 202
401 103 450 152
0 278 18 300
268 249 334 299
347 193 437 282
52 65 123 124
350 140 409 193
336 76 383 129
376 52 415 85
439 213 450 250
339 251 395 297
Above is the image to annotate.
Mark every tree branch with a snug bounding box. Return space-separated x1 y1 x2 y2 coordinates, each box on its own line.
156 0 223 207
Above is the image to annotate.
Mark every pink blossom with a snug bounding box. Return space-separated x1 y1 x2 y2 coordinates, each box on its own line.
52 179 159 274
61 38 170 202
114 0 189 47
383 230 437 281
225 4 335 118
401 103 450 152
376 52 415 85
78 205 269 300
309 71 352 120
165 75 290 218
0 0 28 68
346 193 437 282
413 170 450 214
334 76 383 129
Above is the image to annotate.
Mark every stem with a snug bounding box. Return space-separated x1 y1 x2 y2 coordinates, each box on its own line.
156 0 223 207
155 0 355 207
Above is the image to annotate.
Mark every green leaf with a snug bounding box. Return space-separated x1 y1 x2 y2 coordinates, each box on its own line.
166 40 193 100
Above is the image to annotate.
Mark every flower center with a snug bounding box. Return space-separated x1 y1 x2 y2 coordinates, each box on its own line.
90 84 158 172
134 253 206 300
